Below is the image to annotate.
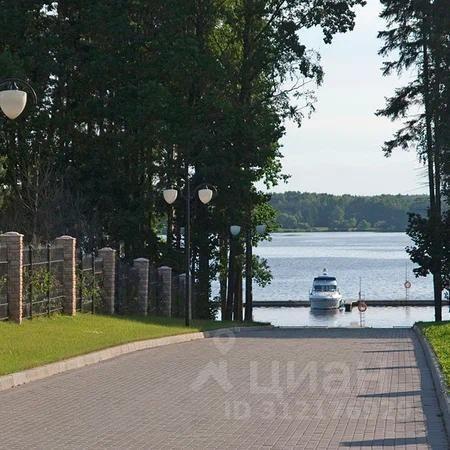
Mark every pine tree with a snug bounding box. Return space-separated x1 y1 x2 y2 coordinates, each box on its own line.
377 0 449 321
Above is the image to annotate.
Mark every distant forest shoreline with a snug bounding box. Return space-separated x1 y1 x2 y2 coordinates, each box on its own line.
272 229 408 233
270 192 429 233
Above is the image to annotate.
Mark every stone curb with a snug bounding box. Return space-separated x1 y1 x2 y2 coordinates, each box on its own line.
0 325 272 392
413 324 450 438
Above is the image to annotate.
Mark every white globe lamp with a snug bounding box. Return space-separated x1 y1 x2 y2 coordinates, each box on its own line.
198 188 213 205
163 189 178 205
0 89 27 120
230 225 241 237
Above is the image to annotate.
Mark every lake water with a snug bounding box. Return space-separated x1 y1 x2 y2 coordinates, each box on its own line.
248 232 448 327
253 306 450 328
252 232 434 302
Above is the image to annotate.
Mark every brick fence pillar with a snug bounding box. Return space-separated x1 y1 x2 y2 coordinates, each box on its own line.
55 236 77 316
99 247 116 314
0 232 23 323
158 266 172 317
133 258 149 315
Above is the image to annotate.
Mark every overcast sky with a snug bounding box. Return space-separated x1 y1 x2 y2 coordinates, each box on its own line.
273 0 428 196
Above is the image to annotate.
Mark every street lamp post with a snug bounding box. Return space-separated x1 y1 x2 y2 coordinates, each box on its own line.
163 181 215 327
0 77 37 219
0 78 37 120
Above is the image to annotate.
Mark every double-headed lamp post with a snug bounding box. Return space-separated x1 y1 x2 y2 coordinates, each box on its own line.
163 184 215 326
0 78 37 120
230 223 266 322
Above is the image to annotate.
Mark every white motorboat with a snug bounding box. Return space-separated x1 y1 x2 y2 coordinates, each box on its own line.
309 269 343 310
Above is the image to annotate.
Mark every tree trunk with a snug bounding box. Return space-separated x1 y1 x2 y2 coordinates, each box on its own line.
190 243 197 318
219 234 228 319
197 234 210 319
233 241 244 321
431 8 444 322
422 16 442 321
235 268 243 322
244 227 253 322
225 238 235 320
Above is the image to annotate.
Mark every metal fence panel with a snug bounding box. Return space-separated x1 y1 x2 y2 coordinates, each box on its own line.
76 249 104 313
115 259 140 314
22 244 65 319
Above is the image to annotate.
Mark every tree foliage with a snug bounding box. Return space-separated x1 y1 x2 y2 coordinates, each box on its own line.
1 0 365 320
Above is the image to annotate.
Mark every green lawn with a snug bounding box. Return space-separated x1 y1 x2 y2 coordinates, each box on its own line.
0 314 251 376
418 321 450 388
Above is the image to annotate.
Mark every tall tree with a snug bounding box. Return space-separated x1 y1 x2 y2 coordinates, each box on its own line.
377 0 449 321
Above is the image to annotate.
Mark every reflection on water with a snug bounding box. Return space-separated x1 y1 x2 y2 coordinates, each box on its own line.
253 306 450 328
309 308 340 319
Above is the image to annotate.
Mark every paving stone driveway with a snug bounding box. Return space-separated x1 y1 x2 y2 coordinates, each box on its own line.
0 328 447 449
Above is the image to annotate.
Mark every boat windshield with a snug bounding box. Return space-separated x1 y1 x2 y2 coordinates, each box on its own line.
314 285 337 292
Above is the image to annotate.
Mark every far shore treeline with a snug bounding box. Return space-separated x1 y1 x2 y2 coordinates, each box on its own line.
271 192 429 232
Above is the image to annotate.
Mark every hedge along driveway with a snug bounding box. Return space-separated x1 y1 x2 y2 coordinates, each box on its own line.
0 314 241 376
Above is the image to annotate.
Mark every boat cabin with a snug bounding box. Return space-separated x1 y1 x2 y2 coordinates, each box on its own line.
312 275 338 292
